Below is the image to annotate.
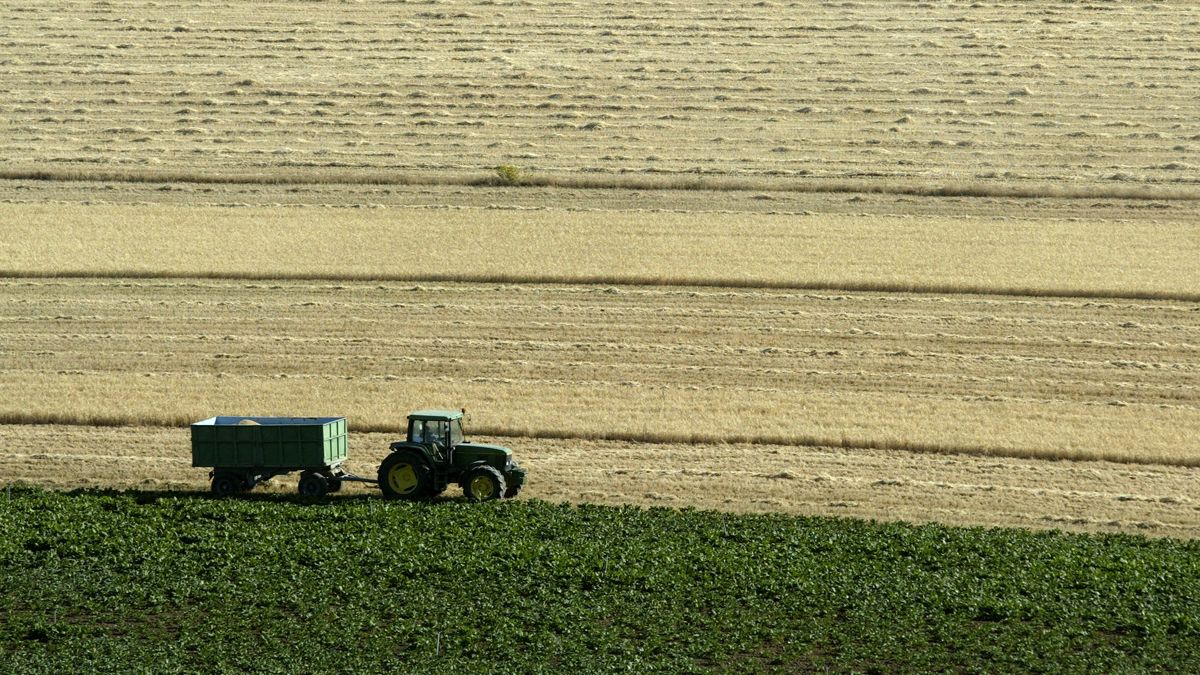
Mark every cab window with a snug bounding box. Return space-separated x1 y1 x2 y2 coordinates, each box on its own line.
411 420 447 446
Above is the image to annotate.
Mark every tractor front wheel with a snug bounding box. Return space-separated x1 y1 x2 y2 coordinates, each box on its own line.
378 452 432 500
463 465 506 502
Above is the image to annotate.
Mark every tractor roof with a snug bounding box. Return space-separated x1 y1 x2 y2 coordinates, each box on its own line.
407 409 463 421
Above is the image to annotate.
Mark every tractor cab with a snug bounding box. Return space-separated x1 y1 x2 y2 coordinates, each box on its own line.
406 410 466 459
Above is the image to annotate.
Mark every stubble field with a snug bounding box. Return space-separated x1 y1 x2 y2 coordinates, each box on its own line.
2 0 1199 192
1 0 1199 540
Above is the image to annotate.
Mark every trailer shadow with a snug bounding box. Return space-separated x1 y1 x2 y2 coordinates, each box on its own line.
51 486 479 507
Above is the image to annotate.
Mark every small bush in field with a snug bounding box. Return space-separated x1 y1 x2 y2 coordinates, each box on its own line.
494 164 523 185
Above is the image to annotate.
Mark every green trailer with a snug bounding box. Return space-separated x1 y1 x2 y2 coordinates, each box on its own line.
191 416 353 497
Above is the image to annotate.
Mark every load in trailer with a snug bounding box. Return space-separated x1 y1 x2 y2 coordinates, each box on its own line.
190 410 526 502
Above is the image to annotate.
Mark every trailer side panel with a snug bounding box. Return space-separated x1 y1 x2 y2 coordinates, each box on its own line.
191 416 347 469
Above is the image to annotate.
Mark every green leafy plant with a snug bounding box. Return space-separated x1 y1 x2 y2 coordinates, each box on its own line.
494 164 523 185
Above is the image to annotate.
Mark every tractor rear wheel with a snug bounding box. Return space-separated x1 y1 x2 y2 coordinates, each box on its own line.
463 465 506 502
378 452 432 500
211 471 241 498
298 472 329 497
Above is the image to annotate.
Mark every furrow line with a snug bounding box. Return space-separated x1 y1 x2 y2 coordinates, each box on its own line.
2 168 1198 202
2 270 1197 303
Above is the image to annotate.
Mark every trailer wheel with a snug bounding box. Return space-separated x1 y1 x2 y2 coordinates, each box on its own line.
298 472 329 497
325 476 344 494
378 452 432 500
211 472 241 498
463 465 506 502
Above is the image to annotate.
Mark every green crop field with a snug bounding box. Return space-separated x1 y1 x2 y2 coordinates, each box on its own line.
1 488 1197 673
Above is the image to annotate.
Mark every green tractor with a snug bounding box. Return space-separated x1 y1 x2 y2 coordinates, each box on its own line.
378 409 526 502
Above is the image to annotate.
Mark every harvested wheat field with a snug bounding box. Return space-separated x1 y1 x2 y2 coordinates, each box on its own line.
2 277 1198 463
2 0 1199 193
2 0 1199 539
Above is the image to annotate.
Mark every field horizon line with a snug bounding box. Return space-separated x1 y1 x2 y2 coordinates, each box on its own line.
2 166 1198 202
3 269 1197 304
2 412 1196 469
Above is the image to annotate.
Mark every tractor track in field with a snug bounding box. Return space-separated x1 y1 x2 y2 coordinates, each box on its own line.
3 269 1199 303
4 168 1199 203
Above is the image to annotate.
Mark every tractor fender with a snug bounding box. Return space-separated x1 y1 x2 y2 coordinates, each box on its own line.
387 441 436 466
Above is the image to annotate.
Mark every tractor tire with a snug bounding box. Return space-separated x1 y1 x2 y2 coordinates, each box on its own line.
211 471 241 498
463 465 506 503
298 472 329 497
378 452 432 500
504 483 523 499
